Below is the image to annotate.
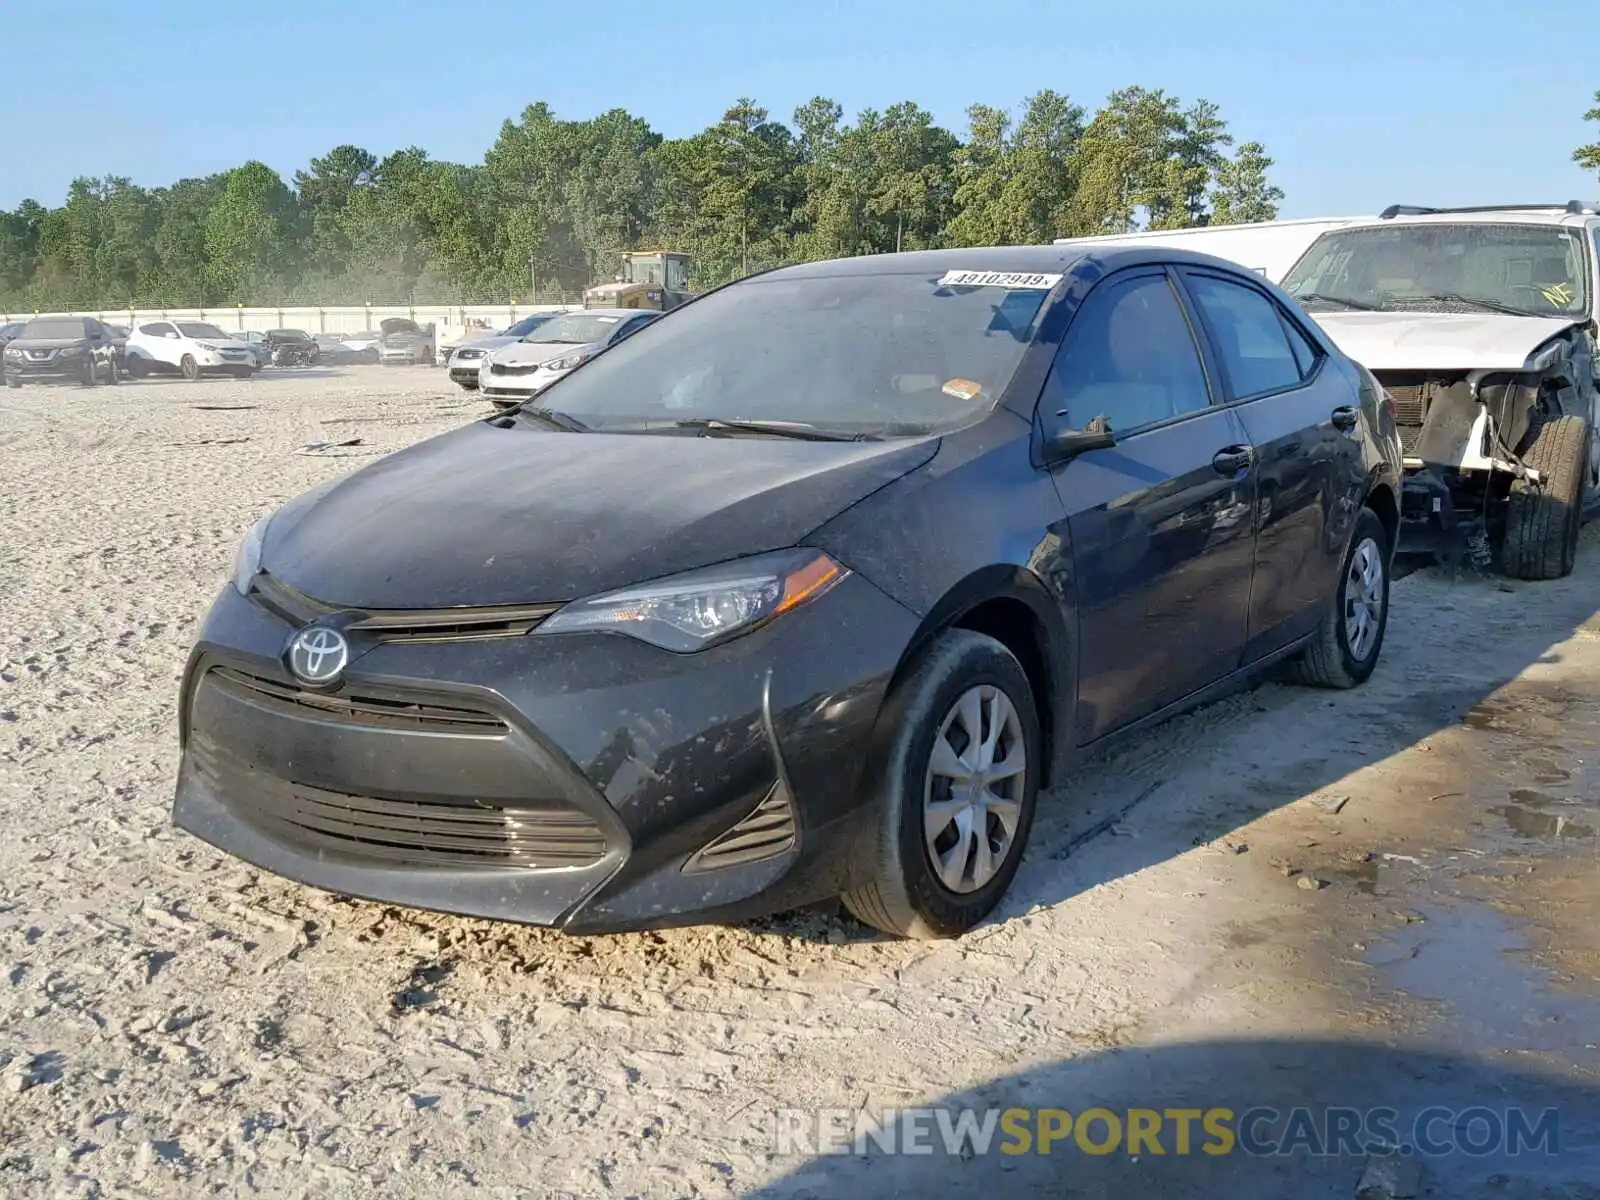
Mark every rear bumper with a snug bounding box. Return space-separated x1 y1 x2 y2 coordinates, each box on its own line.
171 575 915 932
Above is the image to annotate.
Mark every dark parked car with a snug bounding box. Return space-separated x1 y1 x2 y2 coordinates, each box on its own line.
263 328 320 367
3 315 122 387
173 246 1403 939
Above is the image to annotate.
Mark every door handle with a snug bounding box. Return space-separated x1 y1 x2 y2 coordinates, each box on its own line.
1330 406 1359 430
1212 445 1254 475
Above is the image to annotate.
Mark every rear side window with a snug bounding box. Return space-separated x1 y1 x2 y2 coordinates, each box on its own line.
1280 313 1321 377
1042 272 1212 434
1184 274 1304 398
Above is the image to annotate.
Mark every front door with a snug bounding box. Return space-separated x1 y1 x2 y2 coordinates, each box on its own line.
1042 267 1259 743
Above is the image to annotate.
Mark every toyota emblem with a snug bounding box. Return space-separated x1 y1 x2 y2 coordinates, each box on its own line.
286 625 349 686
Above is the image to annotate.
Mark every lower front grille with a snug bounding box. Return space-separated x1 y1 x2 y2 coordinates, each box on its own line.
683 780 797 873
203 757 608 868
209 666 509 735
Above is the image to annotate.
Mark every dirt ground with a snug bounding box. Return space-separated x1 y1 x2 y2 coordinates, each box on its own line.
0 368 1596 1200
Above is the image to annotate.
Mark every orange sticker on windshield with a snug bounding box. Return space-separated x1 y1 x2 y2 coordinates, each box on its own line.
943 378 982 400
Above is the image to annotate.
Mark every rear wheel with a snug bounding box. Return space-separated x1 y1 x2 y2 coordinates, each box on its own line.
180 354 200 382
843 630 1041 939
1293 507 1390 689
1502 414 1589 580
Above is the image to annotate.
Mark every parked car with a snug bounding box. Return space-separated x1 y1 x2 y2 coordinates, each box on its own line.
479 308 660 406
125 320 257 379
0 321 24 355
1278 202 1600 578
446 313 559 389
336 331 382 363
3 315 122 387
376 317 436 366
103 323 131 374
173 245 1402 940
263 329 320 367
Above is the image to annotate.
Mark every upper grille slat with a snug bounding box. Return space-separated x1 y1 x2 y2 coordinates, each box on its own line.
210 666 508 734
249 573 559 642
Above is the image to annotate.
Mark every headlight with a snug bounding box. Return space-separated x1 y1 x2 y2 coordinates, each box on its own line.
544 352 592 372
58 345 85 359
535 550 848 652
3 347 20 359
197 342 221 353
231 517 269 594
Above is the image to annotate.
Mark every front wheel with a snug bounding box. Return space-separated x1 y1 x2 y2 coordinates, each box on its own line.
1502 414 1589 580
843 630 1041 939
4 376 21 389
1292 507 1390 689
180 354 200 381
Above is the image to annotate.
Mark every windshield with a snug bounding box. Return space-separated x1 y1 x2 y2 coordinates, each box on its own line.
270 329 309 339
19 318 86 339
525 270 1049 436
503 313 554 337
1282 223 1590 318
178 322 228 339
523 313 632 344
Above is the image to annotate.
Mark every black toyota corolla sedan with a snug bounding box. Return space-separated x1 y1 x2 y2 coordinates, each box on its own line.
174 245 1403 939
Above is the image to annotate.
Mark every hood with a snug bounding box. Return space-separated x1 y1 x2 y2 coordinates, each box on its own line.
535 340 603 369
453 335 517 355
1309 312 1579 372
261 422 938 608
488 340 580 368
8 337 88 351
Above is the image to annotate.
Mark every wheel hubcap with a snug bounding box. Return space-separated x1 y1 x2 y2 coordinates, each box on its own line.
1344 536 1384 662
922 685 1027 894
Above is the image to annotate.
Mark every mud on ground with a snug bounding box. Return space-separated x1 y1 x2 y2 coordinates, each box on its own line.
0 368 1596 1199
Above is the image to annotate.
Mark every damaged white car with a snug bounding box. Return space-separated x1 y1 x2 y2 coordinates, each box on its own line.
1281 203 1600 579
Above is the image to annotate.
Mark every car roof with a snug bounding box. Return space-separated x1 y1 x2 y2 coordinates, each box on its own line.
759 243 1267 282
1334 208 1596 231
568 307 649 318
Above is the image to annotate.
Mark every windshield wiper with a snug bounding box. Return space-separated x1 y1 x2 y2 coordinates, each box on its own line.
1291 292 1382 312
1401 293 1546 317
494 401 589 431
671 418 876 442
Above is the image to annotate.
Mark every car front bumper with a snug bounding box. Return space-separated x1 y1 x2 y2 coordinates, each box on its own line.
4 359 88 383
171 573 916 932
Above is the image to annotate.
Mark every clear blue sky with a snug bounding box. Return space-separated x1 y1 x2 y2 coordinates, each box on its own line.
5 0 1597 220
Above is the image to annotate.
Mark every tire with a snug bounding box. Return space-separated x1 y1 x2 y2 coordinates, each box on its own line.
1292 507 1390 689
842 629 1042 939
4 376 20 389
1501 414 1589 581
107 357 120 385
80 358 98 387
125 356 146 379
180 354 200 382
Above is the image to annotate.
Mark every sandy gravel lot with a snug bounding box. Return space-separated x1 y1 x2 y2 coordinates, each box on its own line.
1 368 1597 1199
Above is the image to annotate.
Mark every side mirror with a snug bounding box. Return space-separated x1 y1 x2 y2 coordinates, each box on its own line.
1046 419 1116 461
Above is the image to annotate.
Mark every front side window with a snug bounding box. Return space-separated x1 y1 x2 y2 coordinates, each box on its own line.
1282 222 1589 318
1043 273 1211 434
1184 274 1304 398
525 269 1051 436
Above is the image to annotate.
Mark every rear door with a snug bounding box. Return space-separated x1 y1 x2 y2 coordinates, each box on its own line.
1043 267 1258 743
1176 267 1363 659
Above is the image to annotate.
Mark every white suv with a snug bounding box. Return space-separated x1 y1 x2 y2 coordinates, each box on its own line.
1280 202 1600 579
125 320 258 380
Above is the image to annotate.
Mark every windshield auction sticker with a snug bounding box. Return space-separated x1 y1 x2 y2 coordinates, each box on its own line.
938 270 1063 289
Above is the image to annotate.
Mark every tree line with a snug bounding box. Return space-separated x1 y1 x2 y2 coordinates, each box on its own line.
0 88 1283 311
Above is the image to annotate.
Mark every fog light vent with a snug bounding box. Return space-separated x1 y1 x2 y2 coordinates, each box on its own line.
682 779 796 874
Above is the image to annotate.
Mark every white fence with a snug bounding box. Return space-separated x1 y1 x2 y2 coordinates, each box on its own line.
0 303 578 336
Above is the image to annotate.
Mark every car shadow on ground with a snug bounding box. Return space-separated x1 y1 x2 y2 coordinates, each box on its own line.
744 1037 1600 1199
745 532 1600 945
